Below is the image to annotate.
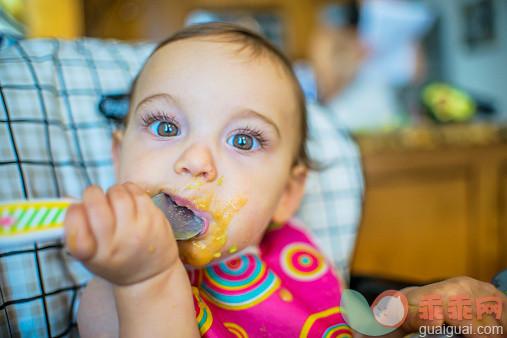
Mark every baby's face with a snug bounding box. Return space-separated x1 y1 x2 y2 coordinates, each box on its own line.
113 39 306 266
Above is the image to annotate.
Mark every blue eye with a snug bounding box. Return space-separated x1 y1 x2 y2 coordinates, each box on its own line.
149 121 180 137
227 134 260 150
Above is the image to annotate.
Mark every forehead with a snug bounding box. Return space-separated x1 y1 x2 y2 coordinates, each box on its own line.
146 37 288 78
132 38 299 125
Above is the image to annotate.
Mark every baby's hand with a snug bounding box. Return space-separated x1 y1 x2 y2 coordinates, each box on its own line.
64 183 179 286
400 276 506 337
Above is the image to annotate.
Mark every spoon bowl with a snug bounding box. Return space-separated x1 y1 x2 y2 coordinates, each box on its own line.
151 193 204 240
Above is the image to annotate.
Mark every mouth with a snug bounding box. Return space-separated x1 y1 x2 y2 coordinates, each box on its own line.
164 193 211 237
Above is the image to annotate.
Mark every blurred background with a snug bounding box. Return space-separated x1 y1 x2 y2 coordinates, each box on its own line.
1 0 505 297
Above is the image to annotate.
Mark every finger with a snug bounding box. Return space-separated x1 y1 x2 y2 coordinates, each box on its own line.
63 195 79 202
82 185 115 249
401 286 444 332
106 183 137 233
123 181 173 241
123 181 152 217
470 284 507 330
123 181 148 197
64 203 97 260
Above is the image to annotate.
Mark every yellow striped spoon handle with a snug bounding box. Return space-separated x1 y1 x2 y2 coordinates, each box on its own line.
0 199 73 248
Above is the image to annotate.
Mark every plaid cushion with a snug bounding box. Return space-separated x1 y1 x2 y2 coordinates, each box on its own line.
0 36 363 337
0 37 154 337
298 102 364 274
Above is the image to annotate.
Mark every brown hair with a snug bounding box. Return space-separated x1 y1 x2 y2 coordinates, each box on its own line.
125 22 313 169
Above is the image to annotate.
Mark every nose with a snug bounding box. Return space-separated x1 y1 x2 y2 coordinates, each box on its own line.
174 143 217 181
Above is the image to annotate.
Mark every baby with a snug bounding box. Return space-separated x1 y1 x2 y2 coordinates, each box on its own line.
64 23 506 337
64 23 350 337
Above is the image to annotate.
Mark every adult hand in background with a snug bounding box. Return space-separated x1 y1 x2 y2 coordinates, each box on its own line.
399 276 506 337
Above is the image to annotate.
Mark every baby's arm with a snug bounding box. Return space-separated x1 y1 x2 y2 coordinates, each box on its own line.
77 277 118 336
64 183 199 337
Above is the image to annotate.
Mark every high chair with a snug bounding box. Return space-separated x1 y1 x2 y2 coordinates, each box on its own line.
0 36 363 336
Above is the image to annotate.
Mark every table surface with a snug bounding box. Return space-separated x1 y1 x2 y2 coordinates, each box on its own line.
352 122 507 155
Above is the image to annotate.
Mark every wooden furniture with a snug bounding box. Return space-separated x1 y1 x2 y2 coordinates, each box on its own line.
81 0 336 59
24 0 350 59
351 123 507 284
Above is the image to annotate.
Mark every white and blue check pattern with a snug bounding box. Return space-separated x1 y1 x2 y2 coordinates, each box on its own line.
0 36 154 337
0 36 363 337
298 102 364 274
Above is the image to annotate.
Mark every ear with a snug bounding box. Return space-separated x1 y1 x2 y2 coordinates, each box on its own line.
112 129 124 181
272 164 308 224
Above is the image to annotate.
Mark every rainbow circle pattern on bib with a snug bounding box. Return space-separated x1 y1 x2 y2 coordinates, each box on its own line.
280 242 328 281
200 253 281 310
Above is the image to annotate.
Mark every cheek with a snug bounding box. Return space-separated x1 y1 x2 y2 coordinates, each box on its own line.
228 169 285 212
232 155 290 212
225 176 286 246
227 208 271 248
118 145 166 185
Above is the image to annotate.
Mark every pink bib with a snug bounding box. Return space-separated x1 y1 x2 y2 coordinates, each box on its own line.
188 221 351 337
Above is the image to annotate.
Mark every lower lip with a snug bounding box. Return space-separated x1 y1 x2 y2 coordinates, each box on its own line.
193 210 210 236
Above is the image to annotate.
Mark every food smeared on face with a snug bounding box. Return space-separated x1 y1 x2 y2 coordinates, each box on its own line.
179 193 247 266
148 184 247 266
185 181 202 190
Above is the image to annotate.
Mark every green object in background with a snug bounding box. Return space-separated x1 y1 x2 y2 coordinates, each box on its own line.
422 82 476 122
340 289 398 336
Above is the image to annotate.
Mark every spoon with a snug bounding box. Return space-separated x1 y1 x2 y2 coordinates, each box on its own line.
151 193 204 240
0 194 204 248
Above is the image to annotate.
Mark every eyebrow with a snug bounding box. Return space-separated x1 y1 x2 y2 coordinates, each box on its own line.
231 109 281 137
135 93 180 112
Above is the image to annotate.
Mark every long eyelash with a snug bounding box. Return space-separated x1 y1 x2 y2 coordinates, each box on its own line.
237 125 269 147
140 111 177 127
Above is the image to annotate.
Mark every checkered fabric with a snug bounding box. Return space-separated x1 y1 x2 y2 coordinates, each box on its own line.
297 102 364 274
0 36 363 337
0 36 154 337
